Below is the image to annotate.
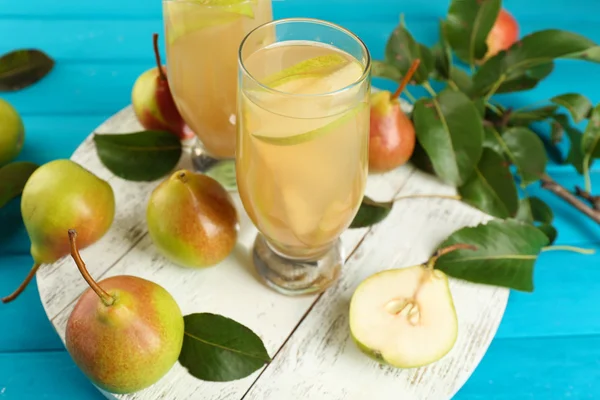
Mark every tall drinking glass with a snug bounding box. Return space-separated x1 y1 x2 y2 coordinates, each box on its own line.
237 18 371 295
163 0 273 181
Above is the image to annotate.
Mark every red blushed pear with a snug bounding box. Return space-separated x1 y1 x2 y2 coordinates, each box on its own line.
65 230 184 394
2 159 115 304
369 59 420 173
146 169 238 268
483 9 519 61
132 33 194 140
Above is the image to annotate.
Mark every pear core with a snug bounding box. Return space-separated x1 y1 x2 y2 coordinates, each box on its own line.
349 265 458 368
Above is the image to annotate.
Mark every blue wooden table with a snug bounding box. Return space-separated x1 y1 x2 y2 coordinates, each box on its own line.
1 0 599 398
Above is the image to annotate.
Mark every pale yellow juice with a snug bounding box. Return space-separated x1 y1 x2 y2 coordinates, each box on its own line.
237 42 370 258
164 0 272 159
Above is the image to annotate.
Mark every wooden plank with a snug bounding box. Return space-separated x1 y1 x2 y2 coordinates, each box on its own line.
456 334 600 399
0 351 104 400
243 171 507 400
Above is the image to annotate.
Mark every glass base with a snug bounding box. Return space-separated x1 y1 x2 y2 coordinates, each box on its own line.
252 234 343 296
190 138 237 192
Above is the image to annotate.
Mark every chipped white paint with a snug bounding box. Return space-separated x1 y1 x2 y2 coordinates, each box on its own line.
37 104 508 400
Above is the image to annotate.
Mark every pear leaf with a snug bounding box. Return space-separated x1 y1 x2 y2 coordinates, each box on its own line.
179 313 270 382
508 106 558 126
581 104 600 166
371 60 402 81
551 93 593 123
515 197 554 224
491 62 555 95
445 0 501 66
537 224 558 244
458 148 519 218
350 196 393 229
482 125 505 156
205 160 237 192
554 114 585 173
0 162 38 208
434 219 549 292
0 49 54 92
94 130 182 181
385 23 431 84
413 89 484 186
502 127 548 184
473 30 600 96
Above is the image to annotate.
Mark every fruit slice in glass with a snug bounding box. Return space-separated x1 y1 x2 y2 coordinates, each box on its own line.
237 18 371 295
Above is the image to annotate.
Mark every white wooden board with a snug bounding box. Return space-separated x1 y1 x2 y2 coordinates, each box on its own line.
37 104 508 400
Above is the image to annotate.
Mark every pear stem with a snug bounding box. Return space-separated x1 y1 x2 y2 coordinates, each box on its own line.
426 243 478 270
68 229 115 307
1 263 41 304
391 59 421 100
153 33 167 81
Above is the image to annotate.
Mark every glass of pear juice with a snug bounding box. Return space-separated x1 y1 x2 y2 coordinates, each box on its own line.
162 0 273 183
237 18 371 295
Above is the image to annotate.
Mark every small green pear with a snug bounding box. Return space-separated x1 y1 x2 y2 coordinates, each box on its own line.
2 159 115 303
348 244 475 369
65 230 184 394
0 98 25 166
147 169 238 268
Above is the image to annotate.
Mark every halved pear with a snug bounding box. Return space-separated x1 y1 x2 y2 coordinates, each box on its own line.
349 265 458 368
263 54 349 88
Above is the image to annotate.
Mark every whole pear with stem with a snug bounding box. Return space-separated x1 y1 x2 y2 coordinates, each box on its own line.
65 230 184 394
349 244 476 368
132 33 193 140
369 59 420 173
2 159 115 303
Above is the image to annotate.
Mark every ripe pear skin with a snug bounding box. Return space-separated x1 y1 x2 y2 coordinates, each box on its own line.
483 9 519 61
0 98 25 166
147 169 238 268
22 159 115 264
369 91 416 173
2 159 115 303
66 275 184 394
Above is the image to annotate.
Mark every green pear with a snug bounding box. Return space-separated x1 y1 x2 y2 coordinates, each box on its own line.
349 264 458 368
0 98 25 166
2 159 115 303
146 169 238 268
65 230 184 394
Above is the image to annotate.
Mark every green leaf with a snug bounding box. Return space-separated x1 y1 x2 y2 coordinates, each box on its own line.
385 23 432 84
445 0 501 66
350 196 393 228
554 114 585 173
551 119 564 145
432 20 452 80
458 148 519 218
0 162 38 208
434 219 549 292
508 106 558 126
473 30 600 96
413 89 484 186
0 49 54 92
450 68 473 94
537 224 557 244
482 125 505 155
502 127 548 184
205 160 237 192
371 60 402 81
515 197 554 224
179 313 270 382
581 104 600 159
94 130 182 181
551 93 592 123
493 63 555 95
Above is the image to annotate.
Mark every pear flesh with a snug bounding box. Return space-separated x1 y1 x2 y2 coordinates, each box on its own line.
349 265 458 368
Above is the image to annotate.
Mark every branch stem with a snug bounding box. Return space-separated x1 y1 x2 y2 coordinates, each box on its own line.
403 88 417 104
68 230 115 307
393 194 462 202
542 246 595 255
153 33 167 81
484 74 506 102
540 173 600 225
422 81 437 97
